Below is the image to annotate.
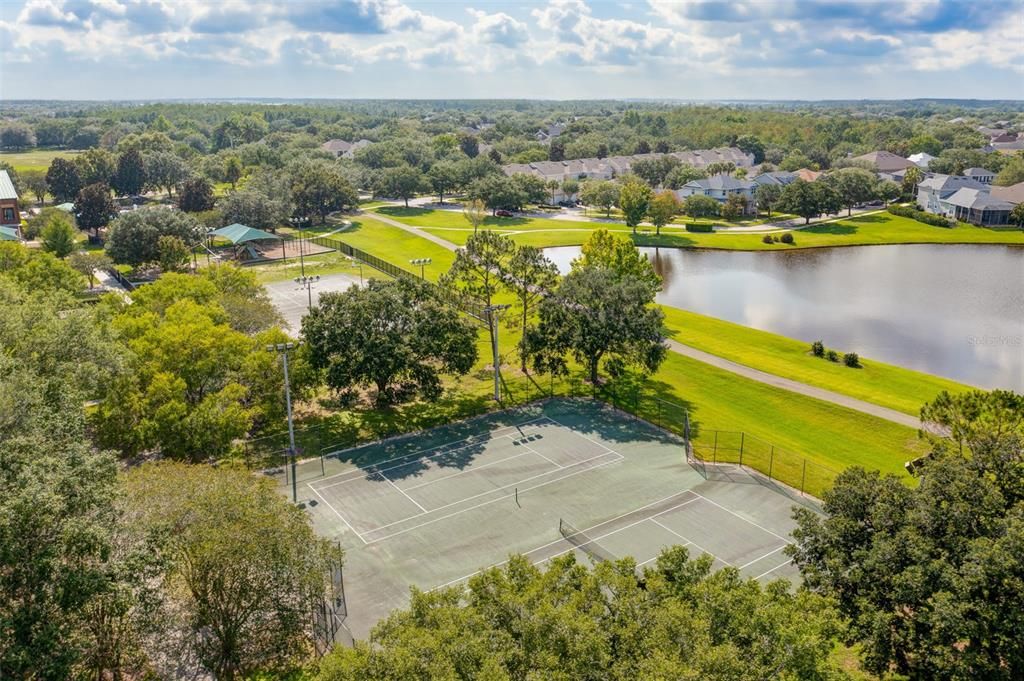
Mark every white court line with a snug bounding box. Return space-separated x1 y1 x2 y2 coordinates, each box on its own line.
517 441 563 469
317 433 532 494
368 452 627 544
429 492 701 591
649 518 731 567
378 471 428 513
543 413 619 456
402 449 536 491
738 544 788 570
312 416 551 488
307 483 369 546
693 493 790 542
755 560 794 580
360 450 622 536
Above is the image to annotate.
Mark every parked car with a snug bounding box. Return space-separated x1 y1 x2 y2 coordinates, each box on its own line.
495 209 514 217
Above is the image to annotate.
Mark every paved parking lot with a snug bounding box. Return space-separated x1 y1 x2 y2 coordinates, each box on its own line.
265 273 361 332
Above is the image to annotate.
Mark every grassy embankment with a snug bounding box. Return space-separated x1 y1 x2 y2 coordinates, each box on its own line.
375 206 1024 251
259 214 930 497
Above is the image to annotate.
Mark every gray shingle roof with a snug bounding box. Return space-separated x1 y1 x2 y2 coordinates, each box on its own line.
0 171 17 201
944 188 1014 211
687 174 755 191
918 174 985 193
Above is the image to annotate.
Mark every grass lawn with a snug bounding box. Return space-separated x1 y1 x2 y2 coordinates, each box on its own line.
334 215 456 281
379 207 1024 251
1 148 81 172
661 307 972 415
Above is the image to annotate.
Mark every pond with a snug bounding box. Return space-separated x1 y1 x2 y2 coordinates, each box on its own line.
545 244 1024 391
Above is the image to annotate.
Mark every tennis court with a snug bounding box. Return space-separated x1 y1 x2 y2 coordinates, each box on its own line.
288 399 806 640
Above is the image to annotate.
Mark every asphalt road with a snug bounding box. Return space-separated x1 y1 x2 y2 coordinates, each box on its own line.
265 273 362 333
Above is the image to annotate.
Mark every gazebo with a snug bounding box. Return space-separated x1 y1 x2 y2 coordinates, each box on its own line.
207 223 284 262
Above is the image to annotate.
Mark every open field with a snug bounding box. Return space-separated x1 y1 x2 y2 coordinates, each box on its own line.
0 148 81 171
284 399 809 639
660 307 973 415
376 207 1024 250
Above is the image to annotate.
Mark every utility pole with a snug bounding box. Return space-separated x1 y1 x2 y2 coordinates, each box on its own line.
290 216 310 277
409 257 432 279
484 304 510 402
295 275 320 310
268 342 299 504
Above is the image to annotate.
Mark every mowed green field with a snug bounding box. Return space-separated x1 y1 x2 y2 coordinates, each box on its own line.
375 207 1024 251
1 148 81 171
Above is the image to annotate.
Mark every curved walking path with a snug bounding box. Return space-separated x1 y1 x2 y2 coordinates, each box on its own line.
666 339 920 429
363 209 459 252
367 203 921 430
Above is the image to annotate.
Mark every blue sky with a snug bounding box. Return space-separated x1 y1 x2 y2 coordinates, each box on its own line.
0 0 1021 100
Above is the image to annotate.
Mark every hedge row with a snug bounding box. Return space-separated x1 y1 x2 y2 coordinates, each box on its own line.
685 223 714 233
887 204 955 228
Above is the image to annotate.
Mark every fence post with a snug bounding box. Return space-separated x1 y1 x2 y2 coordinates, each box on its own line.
768 446 774 481
713 431 718 465
800 460 807 495
739 432 745 467
632 390 638 420
656 399 662 428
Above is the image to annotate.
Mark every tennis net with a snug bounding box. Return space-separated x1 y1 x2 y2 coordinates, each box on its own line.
558 518 618 564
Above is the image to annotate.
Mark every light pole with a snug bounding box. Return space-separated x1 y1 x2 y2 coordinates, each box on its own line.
409 257 432 279
290 216 311 277
484 304 510 402
296 275 320 310
268 342 300 504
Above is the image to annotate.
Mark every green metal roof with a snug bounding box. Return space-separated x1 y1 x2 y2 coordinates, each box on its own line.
208 223 282 244
0 226 21 241
0 171 17 201
55 202 76 212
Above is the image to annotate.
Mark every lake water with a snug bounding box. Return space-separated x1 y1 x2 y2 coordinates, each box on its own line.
545 244 1024 391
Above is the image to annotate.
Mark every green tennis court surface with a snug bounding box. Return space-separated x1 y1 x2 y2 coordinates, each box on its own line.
286 398 806 639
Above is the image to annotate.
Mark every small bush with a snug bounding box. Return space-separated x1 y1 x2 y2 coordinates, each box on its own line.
685 223 714 233
811 340 825 357
762 234 774 244
826 349 840 362
780 232 795 244
843 352 861 368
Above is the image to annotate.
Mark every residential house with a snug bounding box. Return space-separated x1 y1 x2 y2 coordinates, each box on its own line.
750 171 797 187
990 181 1024 205
675 174 756 214
907 152 936 169
852 150 915 176
964 167 996 185
989 132 1018 144
320 138 371 158
793 168 822 182
943 188 1014 226
990 140 1024 155
0 170 18 227
916 174 986 214
535 123 566 144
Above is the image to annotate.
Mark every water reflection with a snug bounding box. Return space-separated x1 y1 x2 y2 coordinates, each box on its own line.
545 244 1024 390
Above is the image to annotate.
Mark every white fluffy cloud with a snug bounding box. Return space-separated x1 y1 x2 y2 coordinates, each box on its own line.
1 0 1021 95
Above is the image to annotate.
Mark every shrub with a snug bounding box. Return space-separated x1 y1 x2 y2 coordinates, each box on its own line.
762 234 774 244
811 340 825 357
843 352 861 368
826 349 839 362
887 204 954 228
685 223 714 233
780 232 795 244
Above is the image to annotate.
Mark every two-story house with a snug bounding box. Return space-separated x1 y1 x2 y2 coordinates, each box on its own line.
963 167 996 185
674 174 756 213
916 174 986 214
